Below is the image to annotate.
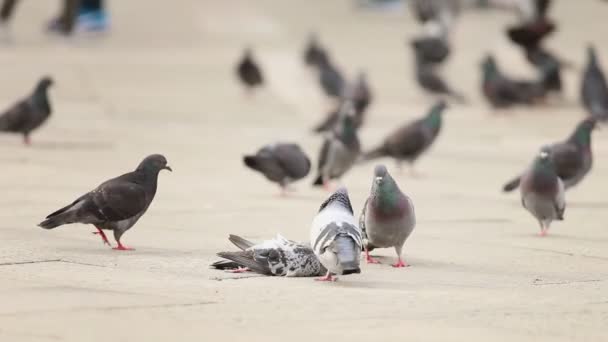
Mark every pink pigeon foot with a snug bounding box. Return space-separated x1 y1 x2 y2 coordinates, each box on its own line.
113 241 135 251
391 259 409 268
315 273 337 282
228 267 250 273
364 249 381 264
92 227 111 246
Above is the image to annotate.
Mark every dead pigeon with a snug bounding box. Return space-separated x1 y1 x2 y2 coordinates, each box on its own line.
503 118 597 192
243 143 311 195
211 234 326 277
236 48 264 92
520 148 565 237
313 113 361 188
581 45 608 120
360 165 416 267
361 100 447 175
38 154 172 250
310 187 362 281
0 76 53 145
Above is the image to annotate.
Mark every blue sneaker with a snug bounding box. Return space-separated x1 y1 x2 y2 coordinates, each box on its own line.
76 10 109 32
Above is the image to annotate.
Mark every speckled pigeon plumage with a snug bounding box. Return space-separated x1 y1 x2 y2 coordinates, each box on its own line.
236 48 264 90
313 113 361 187
581 45 608 120
0 76 53 145
310 187 362 281
360 165 416 268
361 101 446 174
211 234 326 277
38 154 172 250
520 148 565 236
503 118 597 192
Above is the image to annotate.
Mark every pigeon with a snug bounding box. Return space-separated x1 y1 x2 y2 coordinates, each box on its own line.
361 100 447 175
581 45 608 120
506 0 555 49
360 165 416 267
303 32 328 68
38 154 172 250
317 54 346 100
211 234 326 277
236 48 264 92
503 118 597 192
0 76 54 145
410 0 459 39
414 53 466 103
520 148 565 237
312 72 372 133
313 113 361 188
243 143 311 194
310 187 362 281
480 55 546 107
410 36 450 65
524 46 563 94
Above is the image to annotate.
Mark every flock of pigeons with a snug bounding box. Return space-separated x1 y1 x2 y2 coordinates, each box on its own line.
0 0 605 281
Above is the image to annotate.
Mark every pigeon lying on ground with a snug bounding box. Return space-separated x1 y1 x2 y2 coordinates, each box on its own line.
236 48 264 92
360 165 416 267
520 148 565 237
211 234 326 277
581 45 608 121
243 143 311 195
313 113 361 188
310 187 362 281
480 55 547 108
361 100 446 175
38 154 172 250
0 76 53 145
503 118 597 192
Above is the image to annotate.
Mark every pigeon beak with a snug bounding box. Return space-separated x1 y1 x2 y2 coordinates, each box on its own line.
374 176 383 184
164 166 173 172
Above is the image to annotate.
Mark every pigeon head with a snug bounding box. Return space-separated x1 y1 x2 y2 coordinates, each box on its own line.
534 147 556 171
371 165 400 203
424 100 446 129
137 154 172 174
568 118 597 147
37 76 54 89
318 186 354 214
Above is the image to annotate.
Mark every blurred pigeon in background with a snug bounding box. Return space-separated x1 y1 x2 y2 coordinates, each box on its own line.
581 45 608 121
317 53 346 100
0 76 53 145
313 113 361 188
360 165 416 267
303 32 328 68
519 148 565 237
503 118 597 192
236 47 264 93
211 234 326 277
361 100 446 175
38 154 172 250
243 143 311 195
506 0 555 50
310 187 362 281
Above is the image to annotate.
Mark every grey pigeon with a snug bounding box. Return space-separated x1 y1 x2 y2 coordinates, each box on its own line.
243 143 311 194
312 113 361 188
211 234 326 277
317 54 346 100
236 48 264 92
38 154 172 250
411 36 450 66
313 99 360 134
520 148 565 236
503 118 597 192
303 32 328 68
360 165 416 267
351 71 373 115
0 76 53 145
414 52 466 103
481 55 547 108
361 100 446 175
310 187 362 281
581 45 608 120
